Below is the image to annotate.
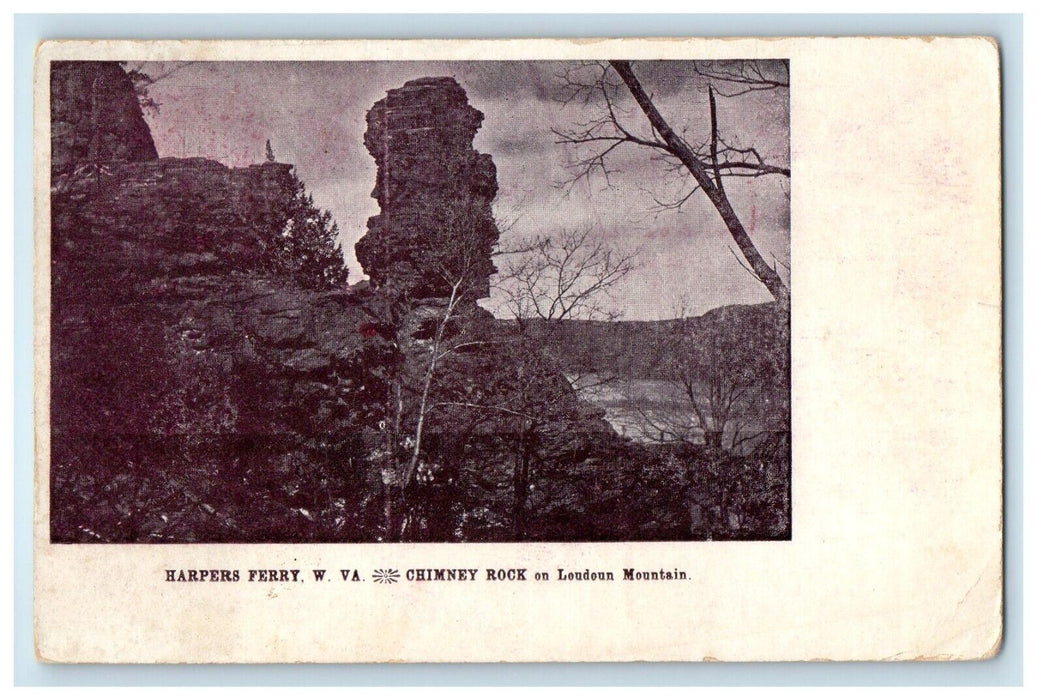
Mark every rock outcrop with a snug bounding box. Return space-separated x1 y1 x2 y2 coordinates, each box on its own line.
48 64 385 543
49 155 387 543
355 77 499 301
50 61 159 177
53 157 295 273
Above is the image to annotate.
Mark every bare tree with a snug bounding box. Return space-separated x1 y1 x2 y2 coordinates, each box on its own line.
381 219 632 539
554 60 790 304
428 340 584 539
633 300 787 452
373 197 502 540
491 226 639 401
493 227 639 326
636 329 758 450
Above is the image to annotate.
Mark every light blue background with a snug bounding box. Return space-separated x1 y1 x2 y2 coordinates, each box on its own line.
13 13 1023 686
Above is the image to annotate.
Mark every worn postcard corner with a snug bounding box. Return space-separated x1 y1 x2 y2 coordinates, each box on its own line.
33 36 1001 664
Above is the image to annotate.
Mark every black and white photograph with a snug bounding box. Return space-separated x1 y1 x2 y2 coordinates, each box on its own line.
49 58 792 544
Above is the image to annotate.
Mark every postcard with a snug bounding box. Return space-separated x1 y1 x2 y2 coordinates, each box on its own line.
34 37 1002 662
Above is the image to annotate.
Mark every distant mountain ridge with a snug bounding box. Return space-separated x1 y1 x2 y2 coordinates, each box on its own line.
496 302 785 380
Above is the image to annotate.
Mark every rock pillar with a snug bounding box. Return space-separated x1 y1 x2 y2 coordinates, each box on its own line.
355 77 499 302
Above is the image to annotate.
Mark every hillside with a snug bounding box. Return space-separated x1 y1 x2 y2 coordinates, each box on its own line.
502 302 788 380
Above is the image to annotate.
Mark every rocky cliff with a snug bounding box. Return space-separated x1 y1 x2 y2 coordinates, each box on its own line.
50 61 159 177
49 154 390 542
49 63 384 543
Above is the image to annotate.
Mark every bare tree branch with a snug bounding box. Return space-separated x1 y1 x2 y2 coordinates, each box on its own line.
552 60 790 302
693 60 790 97
492 227 639 324
607 60 790 304
727 246 764 285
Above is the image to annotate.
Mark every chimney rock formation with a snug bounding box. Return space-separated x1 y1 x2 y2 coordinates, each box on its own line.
355 77 499 301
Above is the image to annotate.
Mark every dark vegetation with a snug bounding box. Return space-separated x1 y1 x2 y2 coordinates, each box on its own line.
49 62 790 544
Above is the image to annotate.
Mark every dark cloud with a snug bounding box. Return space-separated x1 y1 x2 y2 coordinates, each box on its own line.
144 58 789 319
454 62 563 103
482 126 558 157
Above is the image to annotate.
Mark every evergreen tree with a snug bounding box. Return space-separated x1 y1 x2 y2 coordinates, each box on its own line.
265 139 275 162
276 170 350 290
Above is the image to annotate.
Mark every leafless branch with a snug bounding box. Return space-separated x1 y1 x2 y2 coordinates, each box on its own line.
566 372 621 393
491 227 639 323
728 246 763 284
430 401 536 421
693 60 790 97
555 59 792 302
552 61 670 191
647 185 701 213
708 86 725 194
771 253 791 275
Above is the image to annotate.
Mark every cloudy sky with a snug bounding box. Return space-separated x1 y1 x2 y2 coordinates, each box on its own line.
142 60 789 320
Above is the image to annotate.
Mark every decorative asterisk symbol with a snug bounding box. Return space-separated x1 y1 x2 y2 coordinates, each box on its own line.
372 568 400 584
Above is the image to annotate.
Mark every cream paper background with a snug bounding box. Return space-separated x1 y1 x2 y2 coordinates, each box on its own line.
32 37 1002 663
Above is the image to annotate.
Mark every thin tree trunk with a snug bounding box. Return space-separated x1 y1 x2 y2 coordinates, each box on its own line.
383 481 393 536
609 61 789 305
404 281 462 490
512 423 532 539
381 371 405 539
